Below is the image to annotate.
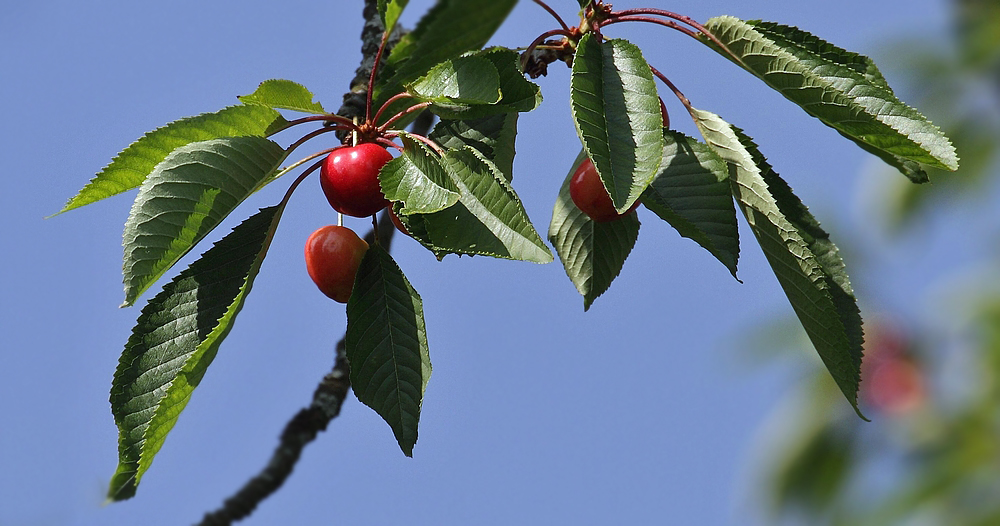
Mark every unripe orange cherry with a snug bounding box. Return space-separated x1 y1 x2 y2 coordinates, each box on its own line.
304 225 369 303
320 143 393 218
568 158 639 222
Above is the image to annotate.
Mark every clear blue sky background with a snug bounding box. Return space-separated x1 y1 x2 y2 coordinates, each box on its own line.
1 1 953 525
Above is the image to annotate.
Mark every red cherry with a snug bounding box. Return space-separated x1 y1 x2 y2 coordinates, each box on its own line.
568 158 639 222
659 98 670 129
320 143 393 218
304 225 369 303
388 207 411 237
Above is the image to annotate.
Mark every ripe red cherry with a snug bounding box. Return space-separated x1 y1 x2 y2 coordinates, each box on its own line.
659 98 670 129
304 225 369 303
388 207 411 237
320 143 393 218
569 158 639 222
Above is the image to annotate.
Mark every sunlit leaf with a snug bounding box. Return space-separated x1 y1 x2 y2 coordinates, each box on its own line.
60 105 283 213
641 131 739 278
379 135 459 214
571 33 663 212
238 79 326 114
378 0 409 35
693 108 865 416
121 137 286 306
701 16 958 181
108 206 285 500
408 55 501 105
425 47 542 119
549 150 640 310
347 244 431 457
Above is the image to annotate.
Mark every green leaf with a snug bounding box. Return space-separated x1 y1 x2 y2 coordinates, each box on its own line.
347 244 431 457
238 79 326 114
692 108 865 417
60 105 284 213
378 0 409 35
121 137 286 306
423 47 542 119
408 55 501 105
429 112 519 181
701 16 959 181
379 135 460 214
373 0 517 121
570 34 663 212
641 130 740 278
108 206 285 500
549 150 640 310
401 147 553 263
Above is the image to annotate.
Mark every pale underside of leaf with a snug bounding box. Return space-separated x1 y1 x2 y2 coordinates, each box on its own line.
641 130 740 278
702 16 958 181
238 79 326 114
60 105 283 213
692 108 864 416
549 151 640 310
570 34 663 212
429 112 519 181
121 137 286 306
424 47 542 120
108 206 284 500
347 244 431 457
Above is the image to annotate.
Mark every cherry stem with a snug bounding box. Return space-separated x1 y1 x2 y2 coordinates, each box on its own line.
271 114 360 134
606 9 746 67
376 137 403 151
603 15 700 40
378 102 431 132
366 30 393 125
373 92 415 126
648 64 694 115
286 126 346 155
520 28 575 71
532 0 570 31
277 158 325 209
389 131 444 155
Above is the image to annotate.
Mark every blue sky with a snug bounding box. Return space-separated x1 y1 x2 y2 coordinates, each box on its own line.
1 1 952 524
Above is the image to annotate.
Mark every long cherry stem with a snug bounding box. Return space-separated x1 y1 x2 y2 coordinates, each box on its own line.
387 131 444 155
373 92 416 126
278 158 325 208
378 102 431 132
648 64 695 116
607 9 746 67
271 114 360 134
365 30 393 125
286 126 348 154
603 16 700 40
532 0 570 31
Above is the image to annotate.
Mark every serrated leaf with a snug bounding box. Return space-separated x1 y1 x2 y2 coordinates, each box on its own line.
403 147 553 263
408 55 501 105
108 206 285 500
429 112 519 181
549 150 640 310
692 108 865 416
238 79 326 114
425 47 542 119
378 0 409 35
701 16 958 181
641 130 740 278
373 0 517 125
346 244 431 457
571 34 663 212
60 105 284 213
121 137 286 306
379 135 459 214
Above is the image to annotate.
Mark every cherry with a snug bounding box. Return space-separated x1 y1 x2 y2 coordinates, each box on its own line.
320 143 393 218
304 225 369 303
388 207 411 237
568 157 639 222
659 97 670 129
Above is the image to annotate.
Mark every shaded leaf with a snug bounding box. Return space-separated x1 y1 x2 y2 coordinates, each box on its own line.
379 135 459 214
122 137 286 306
60 105 283 213
408 55 501 105
429 112 519 181
347 244 431 457
571 34 663 212
549 150 640 310
692 108 865 416
238 79 326 114
641 130 740 277
701 16 958 181
108 206 285 500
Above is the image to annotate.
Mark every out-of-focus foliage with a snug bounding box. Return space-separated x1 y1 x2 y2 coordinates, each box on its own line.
755 1 1000 524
